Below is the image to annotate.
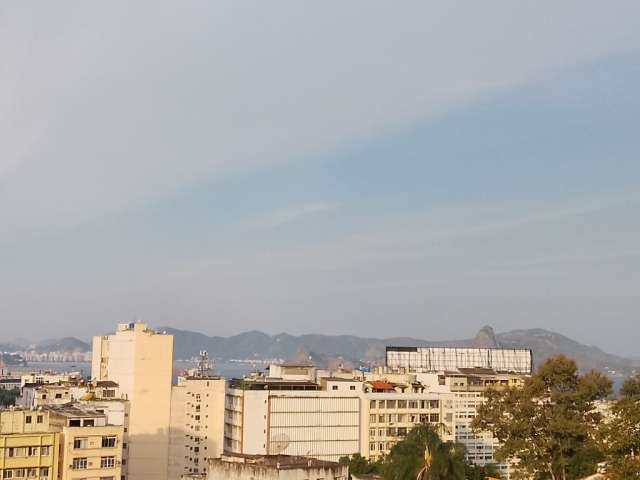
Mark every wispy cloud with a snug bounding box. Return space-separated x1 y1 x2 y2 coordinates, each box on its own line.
250 203 336 229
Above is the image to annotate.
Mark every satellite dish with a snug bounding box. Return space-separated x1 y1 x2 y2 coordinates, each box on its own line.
269 433 291 455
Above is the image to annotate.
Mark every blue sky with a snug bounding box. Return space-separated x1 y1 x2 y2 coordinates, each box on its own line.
1 2 639 355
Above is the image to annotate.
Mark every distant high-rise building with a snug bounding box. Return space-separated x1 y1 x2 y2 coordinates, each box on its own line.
92 323 173 480
168 371 226 478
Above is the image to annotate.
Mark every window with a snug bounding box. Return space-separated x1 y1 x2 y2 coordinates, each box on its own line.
377 400 385 409
332 385 338 391
386 400 396 409
8 447 14 457
27 446 38 456
2 471 12 479
74 437 88 449
397 400 407 408
369 400 376 409
72 457 88 469
69 420 81 427
100 477 115 480
55 393 62 399
102 436 117 448
41 446 50 456
25 415 32 424
101 456 116 468
83 419 94 427
27 468 38 477
40 467 49 477
430 413 440 423
37 415 43 424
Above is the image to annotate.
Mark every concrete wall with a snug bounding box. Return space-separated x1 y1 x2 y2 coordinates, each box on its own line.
205 460 348 480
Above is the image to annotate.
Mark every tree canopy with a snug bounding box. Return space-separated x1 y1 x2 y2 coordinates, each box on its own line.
606 374 640 479
472 355 612 480
341 424 500 480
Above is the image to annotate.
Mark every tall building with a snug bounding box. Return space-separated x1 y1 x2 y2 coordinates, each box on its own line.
168 370 226 478
92 322 173 480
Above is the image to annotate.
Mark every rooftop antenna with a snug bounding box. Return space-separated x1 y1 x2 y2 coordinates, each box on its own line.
197 350 212 377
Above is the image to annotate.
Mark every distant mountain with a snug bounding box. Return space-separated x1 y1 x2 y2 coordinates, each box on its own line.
33 337 90 353
0 343 24 353
496 329 634 374
1 337 90 354
163 325 636 375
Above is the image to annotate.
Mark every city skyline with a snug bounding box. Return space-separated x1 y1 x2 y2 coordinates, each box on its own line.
2 2 640 356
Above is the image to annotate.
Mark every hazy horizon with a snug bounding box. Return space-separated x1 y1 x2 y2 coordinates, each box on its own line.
2 2 639 356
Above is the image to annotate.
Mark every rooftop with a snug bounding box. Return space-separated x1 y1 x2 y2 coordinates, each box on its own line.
218 453 343 470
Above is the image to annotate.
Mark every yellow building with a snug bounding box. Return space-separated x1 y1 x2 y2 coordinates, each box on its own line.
0 410 60 480
55 406 124 480
1 406 125 480
92 323 173 480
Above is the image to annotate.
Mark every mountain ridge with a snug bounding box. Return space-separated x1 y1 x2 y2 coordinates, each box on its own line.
161 325 636 375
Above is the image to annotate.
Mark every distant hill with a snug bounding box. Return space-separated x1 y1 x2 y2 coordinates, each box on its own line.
163 325 636 375
0 337 90 354
33 337 90 353
0 343 24 353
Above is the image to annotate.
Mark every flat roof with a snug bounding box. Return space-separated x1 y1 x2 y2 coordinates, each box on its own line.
218 453 342 470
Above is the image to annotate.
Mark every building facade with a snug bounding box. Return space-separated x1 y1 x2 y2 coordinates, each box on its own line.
0 405 125 480
168 374 226 479
92 322 174 480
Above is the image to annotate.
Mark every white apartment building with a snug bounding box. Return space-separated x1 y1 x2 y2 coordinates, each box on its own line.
224 379 361 462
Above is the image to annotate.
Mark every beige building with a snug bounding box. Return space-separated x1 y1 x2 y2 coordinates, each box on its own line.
0 406 125 480
168 373 226 479
0 409 60 480
183 453 348 480
92 322 174 480
55 406 124 480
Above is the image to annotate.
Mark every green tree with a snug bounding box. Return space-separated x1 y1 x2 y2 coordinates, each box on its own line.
464 463 502 480
339 453 383 478
606 375 640 479
383 424 466 480
0 388 19 406
472 355 611 480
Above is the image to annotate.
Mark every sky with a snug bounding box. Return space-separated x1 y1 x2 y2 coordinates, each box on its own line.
1 2 640 355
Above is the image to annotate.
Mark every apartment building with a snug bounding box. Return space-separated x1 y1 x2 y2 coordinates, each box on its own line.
224 375 361 462
0 409 60 480
0 405 125 480
363 383 455 460
55 406 124 480
384 346 532 479
92 323 173 480
168 373 226 479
